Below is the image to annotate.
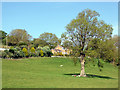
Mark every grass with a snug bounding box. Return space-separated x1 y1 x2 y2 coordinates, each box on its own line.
2 57 118 88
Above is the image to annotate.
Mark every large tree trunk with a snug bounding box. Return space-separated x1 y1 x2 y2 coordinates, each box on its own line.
80 55 86 77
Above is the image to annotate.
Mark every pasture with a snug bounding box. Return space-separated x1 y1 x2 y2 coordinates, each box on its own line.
2 57 118 88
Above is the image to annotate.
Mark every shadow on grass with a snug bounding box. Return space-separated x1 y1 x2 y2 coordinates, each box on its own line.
64 73 114 79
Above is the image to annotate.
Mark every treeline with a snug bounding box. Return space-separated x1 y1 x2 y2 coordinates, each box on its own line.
0 29 61 49
0 29 60 59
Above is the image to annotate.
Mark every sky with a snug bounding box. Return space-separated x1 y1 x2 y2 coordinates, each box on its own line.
2 2 118 39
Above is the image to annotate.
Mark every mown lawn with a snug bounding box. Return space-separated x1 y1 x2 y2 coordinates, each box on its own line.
2 57 118 88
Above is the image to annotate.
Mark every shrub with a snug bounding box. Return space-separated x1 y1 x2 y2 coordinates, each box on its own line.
46 51 53 57
18 51 25 58
9 52 14 58
15 46 21 51
40 50 44 57
36 50 40 57
20 45 28 50
30 47 36 57
9 48 15 54
30 47 35 53
22 48 29 57
18 41 27 46
2 51 7 58
42 46 52 57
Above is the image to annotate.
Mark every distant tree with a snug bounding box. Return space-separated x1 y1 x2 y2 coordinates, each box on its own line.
0 30 7 45
7 29 32 46
61 40 73 49
112 35 119 48
39 32 61 49
87 38 118 64
61 9 113 77
31 38 49 48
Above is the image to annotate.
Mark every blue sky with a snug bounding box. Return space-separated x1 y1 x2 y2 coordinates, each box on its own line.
2 2 118 39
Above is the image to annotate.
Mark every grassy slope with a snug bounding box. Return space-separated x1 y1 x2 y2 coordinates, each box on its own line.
2 57 118 88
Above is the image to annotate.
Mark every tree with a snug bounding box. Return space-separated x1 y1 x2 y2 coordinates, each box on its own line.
61 40 73 49
7 29 32 46
0 30 7 45
39 32 61 49
61 9 113 77
31 38 49 48
87 38 118 65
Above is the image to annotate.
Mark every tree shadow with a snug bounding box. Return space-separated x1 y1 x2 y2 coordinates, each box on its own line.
64 73 114 79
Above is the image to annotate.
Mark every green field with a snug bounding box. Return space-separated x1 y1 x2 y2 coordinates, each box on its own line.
2 57 118 88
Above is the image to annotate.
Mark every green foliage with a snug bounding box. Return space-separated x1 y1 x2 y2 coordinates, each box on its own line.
31 38 49 48
7 29 32 46
62 40 73 49
39 32 60 49
42 46 50 56
62 9 113 54
2 51 8 58
19 45 28 50
0 30 7 45
87 38 118 64
18 41 27 46
9 48 15 54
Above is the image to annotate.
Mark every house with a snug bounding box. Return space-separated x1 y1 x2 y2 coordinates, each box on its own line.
51 45 71 55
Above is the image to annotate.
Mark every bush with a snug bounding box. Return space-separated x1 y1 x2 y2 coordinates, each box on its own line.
29 52 36 57
36 50 40 57
9 52 14 58
2 51 7 58
30 47 35 53
18 41 27 46
18 51 25 58
20 45 28 50
40 50 44 57
46 51 53 57
9 48 15 54
22 48 29 57
30 47 36 57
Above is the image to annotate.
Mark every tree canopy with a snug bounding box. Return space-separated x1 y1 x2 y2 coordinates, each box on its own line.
39 32 61 49
31 38 49 48
0 30 7 45
7 29 32 46
61 9 113 77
